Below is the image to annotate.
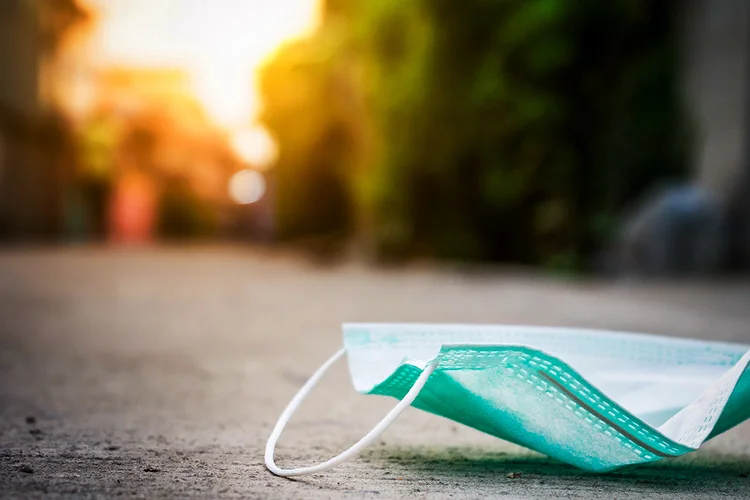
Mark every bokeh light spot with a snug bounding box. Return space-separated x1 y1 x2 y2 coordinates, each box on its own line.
229 169 266 204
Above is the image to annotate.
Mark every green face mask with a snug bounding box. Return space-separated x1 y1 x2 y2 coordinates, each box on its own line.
265 324 750 476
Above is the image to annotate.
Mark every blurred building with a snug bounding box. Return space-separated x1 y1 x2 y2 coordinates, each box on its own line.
100 66 236 201
84 66 239 242
0 0 87 241
0 1 40 116
0 1 239 244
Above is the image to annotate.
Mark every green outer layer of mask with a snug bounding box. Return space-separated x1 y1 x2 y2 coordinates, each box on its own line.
345 326 750 473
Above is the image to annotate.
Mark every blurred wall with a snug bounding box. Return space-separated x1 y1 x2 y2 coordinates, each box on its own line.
683 0 750 193
682 0 750 267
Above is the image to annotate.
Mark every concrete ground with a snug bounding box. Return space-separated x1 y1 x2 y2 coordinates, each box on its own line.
1 246 750 499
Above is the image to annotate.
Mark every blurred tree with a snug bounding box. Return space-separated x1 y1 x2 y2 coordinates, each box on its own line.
261 0 689 267
259 14 360 250
76 112 119 239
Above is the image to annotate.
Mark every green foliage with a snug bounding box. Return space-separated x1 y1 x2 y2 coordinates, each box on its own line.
260 0 688 266
259 18 356 243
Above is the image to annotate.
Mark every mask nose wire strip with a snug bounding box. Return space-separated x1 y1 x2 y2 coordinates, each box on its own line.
265 347 439 477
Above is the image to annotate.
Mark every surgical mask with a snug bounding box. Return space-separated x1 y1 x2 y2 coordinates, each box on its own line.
265 324 750 476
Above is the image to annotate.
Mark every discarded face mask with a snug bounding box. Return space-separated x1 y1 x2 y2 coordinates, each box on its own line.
265 324 750 476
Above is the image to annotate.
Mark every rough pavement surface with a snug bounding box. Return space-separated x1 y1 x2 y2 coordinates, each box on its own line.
1 247 750 499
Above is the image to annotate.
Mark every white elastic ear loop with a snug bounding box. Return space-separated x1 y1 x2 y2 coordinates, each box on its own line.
265 348 438 477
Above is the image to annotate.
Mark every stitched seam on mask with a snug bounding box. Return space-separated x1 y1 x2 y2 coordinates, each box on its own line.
541 366 684 454
387 362 650 459
447 348 680 453
377 349 689 458
538 371 672 458
539 364 681 453
442 351 659 459
675 381 734 447
378 360 666 462
523 351 684 455
440 348 686 455
504 363 656 460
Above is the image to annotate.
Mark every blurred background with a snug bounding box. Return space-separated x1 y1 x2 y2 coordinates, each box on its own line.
0 0 749 276
4 3 750 497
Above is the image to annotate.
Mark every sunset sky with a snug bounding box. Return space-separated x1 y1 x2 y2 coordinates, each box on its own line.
81 0 322 130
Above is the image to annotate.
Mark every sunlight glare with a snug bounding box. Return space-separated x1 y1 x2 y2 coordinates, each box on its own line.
82 0 322 129
231 126 279 169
